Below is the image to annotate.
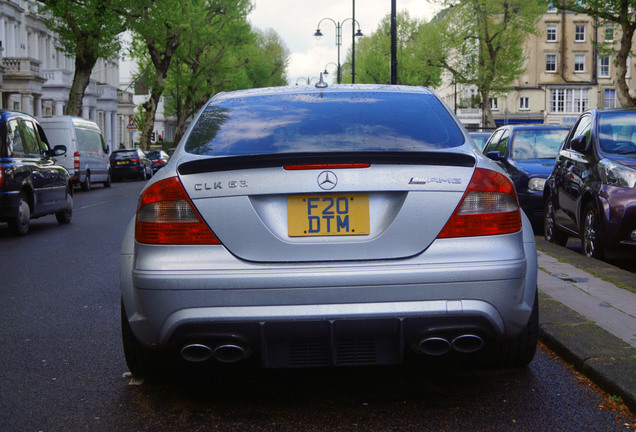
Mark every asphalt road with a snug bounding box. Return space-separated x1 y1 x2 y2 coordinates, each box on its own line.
1 180 634 431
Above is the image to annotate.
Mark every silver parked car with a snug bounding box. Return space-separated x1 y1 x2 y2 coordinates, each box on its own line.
120 85 538 377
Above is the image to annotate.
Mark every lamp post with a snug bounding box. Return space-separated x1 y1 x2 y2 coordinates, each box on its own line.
296 76 319 86
314 17 363 84
322 62 339 76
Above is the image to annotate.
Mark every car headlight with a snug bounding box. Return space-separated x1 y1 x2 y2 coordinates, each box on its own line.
598 158 636 188
528 177 546 191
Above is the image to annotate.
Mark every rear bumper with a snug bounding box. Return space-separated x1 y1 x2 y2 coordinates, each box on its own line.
121 220 538 365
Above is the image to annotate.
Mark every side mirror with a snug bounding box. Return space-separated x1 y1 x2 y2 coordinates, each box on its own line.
569 135 587 153
105 145 110 154
485 151 503 161
47 145 67 157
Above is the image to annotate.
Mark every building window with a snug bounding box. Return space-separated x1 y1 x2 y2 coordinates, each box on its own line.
547 25 557 42
575 25 586 41
489 97 499 111
605 26 614 42
546 54 557 72
549 88 589 114
604 89 616 109
519 97 530 110
599 55 610 78
574 54 585 72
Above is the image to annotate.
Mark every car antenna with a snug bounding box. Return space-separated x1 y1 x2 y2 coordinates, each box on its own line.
315 72 328 89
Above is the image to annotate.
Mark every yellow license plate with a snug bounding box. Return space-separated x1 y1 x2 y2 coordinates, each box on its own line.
288 195 370 237
117 161 129 165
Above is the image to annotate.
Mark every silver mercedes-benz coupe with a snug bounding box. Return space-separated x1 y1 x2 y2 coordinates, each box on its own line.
120 84 538 377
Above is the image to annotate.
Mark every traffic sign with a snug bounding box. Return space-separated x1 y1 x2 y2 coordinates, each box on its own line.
126 118 138 130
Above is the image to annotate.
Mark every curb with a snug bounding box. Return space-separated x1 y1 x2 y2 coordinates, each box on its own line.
536 240 636 414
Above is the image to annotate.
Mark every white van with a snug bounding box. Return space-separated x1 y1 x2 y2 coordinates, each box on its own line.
38 116 111 190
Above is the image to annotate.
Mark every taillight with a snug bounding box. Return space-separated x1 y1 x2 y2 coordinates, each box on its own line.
74 151 80 172
130 158 141 165
135 177 221 245
0 166 4 188
438 168 521 238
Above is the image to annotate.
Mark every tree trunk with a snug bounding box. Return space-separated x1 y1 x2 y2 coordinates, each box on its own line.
480 90 496 128
615 24 636 107
139 92 160 151
66 55 97 117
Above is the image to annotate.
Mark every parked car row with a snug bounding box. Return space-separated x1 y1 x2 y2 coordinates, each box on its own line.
0 110 171 236
543 109 636 260
481 111 635 261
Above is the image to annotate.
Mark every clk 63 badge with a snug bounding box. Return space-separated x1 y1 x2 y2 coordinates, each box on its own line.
194 180 247 190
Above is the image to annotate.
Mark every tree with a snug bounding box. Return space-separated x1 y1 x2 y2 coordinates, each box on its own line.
433 0 544 127
163 25 289 145
245 28 290 88
37 0 126 116
341 11 442 87
125 0 252 150
553 0 636 107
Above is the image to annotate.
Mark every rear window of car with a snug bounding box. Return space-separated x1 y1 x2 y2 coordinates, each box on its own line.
512 128 569 160
111 151 138 160
185 90 464 156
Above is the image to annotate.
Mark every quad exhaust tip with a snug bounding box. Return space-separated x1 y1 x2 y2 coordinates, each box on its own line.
180 343 251 363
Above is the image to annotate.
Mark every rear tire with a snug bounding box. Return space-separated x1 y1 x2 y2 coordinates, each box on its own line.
582 203 604 259
103 171 111 188
81 173 91 191
8 192 30 236
121 300 174 378
482 290 538 368
544 198 568 246
55 187 73 224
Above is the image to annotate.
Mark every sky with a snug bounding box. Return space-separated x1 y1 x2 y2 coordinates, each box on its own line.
120 1 441 86
247 0 440 85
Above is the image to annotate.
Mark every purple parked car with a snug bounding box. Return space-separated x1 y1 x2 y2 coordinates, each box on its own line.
543 109 636 259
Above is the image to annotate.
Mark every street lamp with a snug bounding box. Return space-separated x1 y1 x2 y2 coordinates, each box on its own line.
296 76 319 86
322 62 338 77
313 17 363 84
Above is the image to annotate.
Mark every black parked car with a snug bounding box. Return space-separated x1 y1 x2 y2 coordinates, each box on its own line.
110 148 153 181
483 124 569 226
145 149 170 173
0 110 73 235
544 109 636 259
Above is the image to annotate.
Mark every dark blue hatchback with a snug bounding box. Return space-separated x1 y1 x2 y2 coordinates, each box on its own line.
482 124 569 227
0 110 73 235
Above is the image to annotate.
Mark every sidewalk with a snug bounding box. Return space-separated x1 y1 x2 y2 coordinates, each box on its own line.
536 238 636 413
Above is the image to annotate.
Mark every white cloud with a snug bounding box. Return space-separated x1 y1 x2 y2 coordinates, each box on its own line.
249 0 440 85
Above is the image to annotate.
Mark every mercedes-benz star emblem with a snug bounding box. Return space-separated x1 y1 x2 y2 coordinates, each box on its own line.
317 171 337 190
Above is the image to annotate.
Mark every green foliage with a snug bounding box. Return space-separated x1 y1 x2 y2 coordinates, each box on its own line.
37 0 124 59
431 0 545 125
341 11 442 87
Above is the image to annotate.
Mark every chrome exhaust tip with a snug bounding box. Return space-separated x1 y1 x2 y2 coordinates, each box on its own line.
417 337 451 356
180 343 214 362
451 334 484 353
213 344 250 363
